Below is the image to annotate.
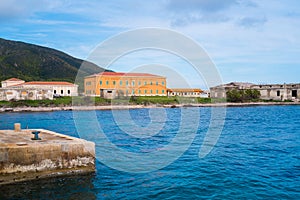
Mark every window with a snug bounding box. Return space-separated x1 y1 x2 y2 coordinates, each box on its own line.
106 81 109 85
132 90 135 94
139 90 141 94
150 89 153 94
120 80 122 85
156 81 158 85
113 81 116 85
138 81 141 85
86 81 91 86
162 90 165 94
292 90 297 97
145 90 147 94
68 90 70 94
54 90 56 94
156 89 158 94
126 80 129 86
61 90 63 94
144 81 147 85
100 81 102 85
150 81 153 85
277 91 280 96
162 81 164 85
132 81 135 86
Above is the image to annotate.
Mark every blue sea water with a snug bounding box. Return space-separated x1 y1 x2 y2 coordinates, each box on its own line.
0 106 299 199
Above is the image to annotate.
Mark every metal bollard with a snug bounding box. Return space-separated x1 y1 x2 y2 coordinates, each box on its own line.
31 131 41 140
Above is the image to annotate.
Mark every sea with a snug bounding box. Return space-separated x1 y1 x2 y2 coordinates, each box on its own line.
0 105 299 199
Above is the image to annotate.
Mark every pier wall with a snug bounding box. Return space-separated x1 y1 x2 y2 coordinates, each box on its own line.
0 129 95 185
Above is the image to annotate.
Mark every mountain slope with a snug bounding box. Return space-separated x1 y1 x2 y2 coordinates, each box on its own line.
0 38 106 90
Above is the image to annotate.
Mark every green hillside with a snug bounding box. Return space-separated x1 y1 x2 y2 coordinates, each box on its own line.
0 38 107 91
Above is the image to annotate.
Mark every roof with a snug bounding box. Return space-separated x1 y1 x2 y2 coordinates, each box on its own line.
211 82 254 89
3 78 24 82
167 88 203 93
23 81 76 86
87 72 165 78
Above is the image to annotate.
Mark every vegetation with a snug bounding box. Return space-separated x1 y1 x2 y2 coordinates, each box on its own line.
0 96 215 108
226 89 261 102
0 38 108 91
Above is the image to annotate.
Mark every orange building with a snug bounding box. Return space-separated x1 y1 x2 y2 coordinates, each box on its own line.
84 72 167 98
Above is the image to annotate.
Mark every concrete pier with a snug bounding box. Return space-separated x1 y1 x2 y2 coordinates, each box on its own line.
0 128 95 185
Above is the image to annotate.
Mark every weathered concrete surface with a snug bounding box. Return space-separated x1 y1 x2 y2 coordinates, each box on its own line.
0 129 95 185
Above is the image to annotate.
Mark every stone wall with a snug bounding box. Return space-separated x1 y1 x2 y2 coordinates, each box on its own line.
0 88 53 101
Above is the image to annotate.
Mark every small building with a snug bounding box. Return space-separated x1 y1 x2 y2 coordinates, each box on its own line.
1 78 25 88
84 72 167 99
167 88 204 97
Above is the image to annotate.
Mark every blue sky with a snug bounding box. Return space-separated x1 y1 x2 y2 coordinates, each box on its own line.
0 0 299 88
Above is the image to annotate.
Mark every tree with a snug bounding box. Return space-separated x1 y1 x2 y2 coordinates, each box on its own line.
226 89 260 102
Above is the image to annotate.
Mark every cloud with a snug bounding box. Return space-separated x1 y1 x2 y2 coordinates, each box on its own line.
166 0 238 13
166 0 259 27
0 0 59 22
237 16 267 28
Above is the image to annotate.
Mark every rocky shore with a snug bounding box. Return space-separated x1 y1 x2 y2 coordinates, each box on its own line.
0 102 299 112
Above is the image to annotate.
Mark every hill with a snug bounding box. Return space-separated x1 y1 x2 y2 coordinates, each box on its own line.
0 38 107 91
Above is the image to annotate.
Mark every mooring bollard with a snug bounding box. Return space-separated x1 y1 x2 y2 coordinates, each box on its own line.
14 123 21 132
31 131 41 140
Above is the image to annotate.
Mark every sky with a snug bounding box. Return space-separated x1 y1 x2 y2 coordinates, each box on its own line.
0 0 299 88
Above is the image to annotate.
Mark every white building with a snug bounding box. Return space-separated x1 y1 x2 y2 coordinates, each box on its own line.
167 88 204 97
19 81 78 97
0 78 78 101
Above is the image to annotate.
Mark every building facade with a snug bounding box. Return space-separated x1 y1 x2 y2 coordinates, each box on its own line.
0 88 53 101
210 82 300 101
251 83 300 101
84 72 167 99
0 78 78 100
167 88 204 97
19 82 78 97
210 82 254 98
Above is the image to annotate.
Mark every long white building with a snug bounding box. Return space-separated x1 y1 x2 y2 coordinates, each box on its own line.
0 78 78 101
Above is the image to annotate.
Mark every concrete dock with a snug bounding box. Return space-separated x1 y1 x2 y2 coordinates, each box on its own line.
0 126 95 185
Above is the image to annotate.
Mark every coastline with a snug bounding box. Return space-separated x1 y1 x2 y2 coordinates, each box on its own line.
0 102 299 113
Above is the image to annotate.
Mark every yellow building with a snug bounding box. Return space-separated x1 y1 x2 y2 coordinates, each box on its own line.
84 72 167 98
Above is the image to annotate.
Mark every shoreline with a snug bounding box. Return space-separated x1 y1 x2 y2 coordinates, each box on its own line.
0 102 299 113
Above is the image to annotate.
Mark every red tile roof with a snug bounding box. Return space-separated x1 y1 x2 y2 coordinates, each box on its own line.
88 72 164 78
23 81 76 86
167 88 203 93
4 78 24 82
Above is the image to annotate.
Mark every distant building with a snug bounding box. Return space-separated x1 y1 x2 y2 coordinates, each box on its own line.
210 82 300 101
84 72 167 99
167 88 204 97
210 82 254 98
251 83 300 101
1 78 25 88
0 78 78 101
